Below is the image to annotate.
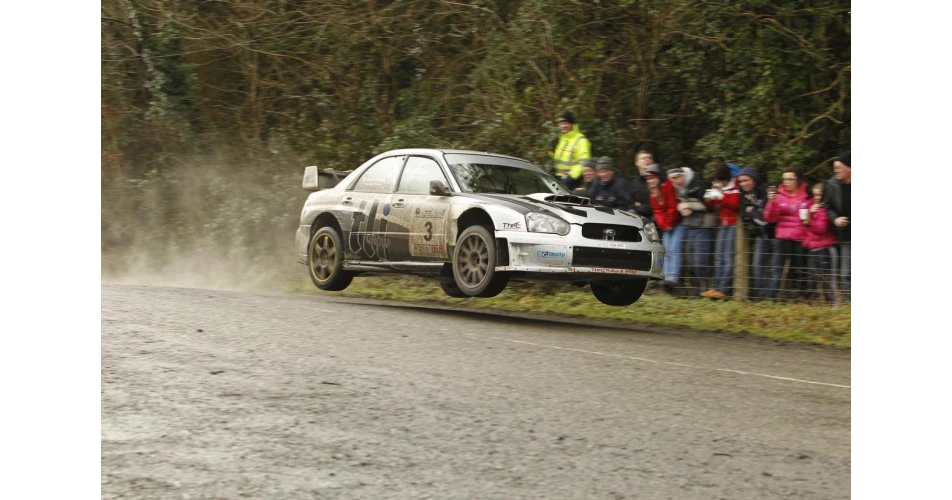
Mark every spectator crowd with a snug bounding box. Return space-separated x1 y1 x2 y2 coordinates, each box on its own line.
550 111 851 305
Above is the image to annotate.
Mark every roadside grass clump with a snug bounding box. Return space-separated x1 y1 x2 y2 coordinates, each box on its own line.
289 275 850 348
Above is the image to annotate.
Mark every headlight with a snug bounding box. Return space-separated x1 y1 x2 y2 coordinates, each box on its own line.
643 222 660 242
526 212 570 236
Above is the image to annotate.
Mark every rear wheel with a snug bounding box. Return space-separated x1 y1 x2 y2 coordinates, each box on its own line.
591 279 648 306
452 226 509 297
308 226 354 291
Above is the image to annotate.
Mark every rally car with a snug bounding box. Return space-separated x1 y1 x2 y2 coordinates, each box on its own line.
295 149 666 306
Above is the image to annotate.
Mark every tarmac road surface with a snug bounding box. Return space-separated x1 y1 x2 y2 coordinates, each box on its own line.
102 284 850 499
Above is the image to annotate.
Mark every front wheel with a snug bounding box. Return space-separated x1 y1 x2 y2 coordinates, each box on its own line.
452 225 509 297
591 279 648 306
308 226 354 291
439 281 469 298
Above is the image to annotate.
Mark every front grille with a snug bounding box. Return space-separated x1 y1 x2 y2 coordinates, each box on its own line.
572 247 653 271
581 223 642 242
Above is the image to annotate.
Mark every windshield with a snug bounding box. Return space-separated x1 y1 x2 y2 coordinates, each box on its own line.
445 154 571 195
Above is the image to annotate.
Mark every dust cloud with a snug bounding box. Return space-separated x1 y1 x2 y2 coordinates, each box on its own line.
101 157 312 293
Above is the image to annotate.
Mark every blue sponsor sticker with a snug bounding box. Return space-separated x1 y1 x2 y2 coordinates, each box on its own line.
536 250 566 259
383 203 391 216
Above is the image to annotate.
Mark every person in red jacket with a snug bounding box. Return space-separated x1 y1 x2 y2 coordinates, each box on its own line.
764 167 810 301
802 182 839 305
700 163 742 299
644 165 683 293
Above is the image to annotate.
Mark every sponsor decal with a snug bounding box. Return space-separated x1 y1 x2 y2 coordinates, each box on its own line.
536 250 566 259
502 221 522 230
365 234 392 249
413 207 446 218
571 267 639 275
383 203 391 216
607 242 625 248
412 244 444 254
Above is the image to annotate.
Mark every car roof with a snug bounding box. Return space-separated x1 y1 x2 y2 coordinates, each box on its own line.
383 148 527 162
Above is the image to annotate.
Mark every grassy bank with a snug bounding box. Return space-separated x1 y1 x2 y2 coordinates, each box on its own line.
292 275 851 348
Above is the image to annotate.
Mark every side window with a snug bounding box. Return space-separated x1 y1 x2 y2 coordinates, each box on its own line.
352 156 404 193
397 156 448 194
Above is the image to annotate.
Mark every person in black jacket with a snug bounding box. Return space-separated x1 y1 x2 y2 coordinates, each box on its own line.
630 150 660 218
737 167 778 300
822 151 851 301
590 157 633 209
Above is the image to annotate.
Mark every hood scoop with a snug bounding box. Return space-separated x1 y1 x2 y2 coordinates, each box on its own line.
526 193 592 206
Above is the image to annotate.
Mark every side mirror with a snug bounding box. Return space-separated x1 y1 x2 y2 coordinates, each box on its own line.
429 180 452 196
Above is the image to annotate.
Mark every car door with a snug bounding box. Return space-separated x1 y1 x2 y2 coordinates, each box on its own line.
386 155 452 262
343 155 405 261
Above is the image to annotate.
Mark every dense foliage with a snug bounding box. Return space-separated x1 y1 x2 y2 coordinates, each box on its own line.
102 0 850 181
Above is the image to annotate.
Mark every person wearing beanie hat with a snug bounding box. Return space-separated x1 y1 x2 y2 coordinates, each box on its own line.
549 110 592 191
835 152 850 168
736 166 777 301
823 151 851 300
589 156 633 209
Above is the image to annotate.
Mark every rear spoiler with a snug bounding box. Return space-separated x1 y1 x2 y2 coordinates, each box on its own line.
302 166 354 191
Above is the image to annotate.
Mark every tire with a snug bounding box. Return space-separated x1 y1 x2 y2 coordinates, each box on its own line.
452 225 509 297
439 281 469 298
591 279 649 306
307 226 354 291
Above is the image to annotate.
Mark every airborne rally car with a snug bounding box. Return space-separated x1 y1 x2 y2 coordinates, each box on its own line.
295 149 666 306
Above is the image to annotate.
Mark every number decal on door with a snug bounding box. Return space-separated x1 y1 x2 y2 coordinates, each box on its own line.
424 221 433 242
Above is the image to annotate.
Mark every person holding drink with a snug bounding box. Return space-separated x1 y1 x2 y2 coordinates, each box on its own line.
763 168 810 301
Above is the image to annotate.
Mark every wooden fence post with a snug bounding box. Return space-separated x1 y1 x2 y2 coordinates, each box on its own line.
735 221 749 300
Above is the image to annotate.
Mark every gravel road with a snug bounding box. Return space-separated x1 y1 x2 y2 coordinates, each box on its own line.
102 284 850 499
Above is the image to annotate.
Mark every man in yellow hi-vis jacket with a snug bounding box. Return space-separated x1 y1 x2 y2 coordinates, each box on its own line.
550 111 592 190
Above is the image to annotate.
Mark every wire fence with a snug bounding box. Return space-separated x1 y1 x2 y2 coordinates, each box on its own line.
655 223 850 307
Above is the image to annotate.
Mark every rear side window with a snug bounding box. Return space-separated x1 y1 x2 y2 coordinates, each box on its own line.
352 156 404 193
397 156 448 194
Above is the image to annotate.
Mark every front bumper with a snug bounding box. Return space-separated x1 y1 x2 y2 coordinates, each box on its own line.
495 228 666 280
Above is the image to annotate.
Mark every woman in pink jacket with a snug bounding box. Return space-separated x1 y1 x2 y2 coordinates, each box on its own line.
764 167 810 301
802 182 839 305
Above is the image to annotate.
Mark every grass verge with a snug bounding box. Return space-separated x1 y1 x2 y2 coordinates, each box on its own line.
291 275 850 348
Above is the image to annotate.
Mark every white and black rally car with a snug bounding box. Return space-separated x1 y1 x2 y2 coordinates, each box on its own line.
295 149 665 306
